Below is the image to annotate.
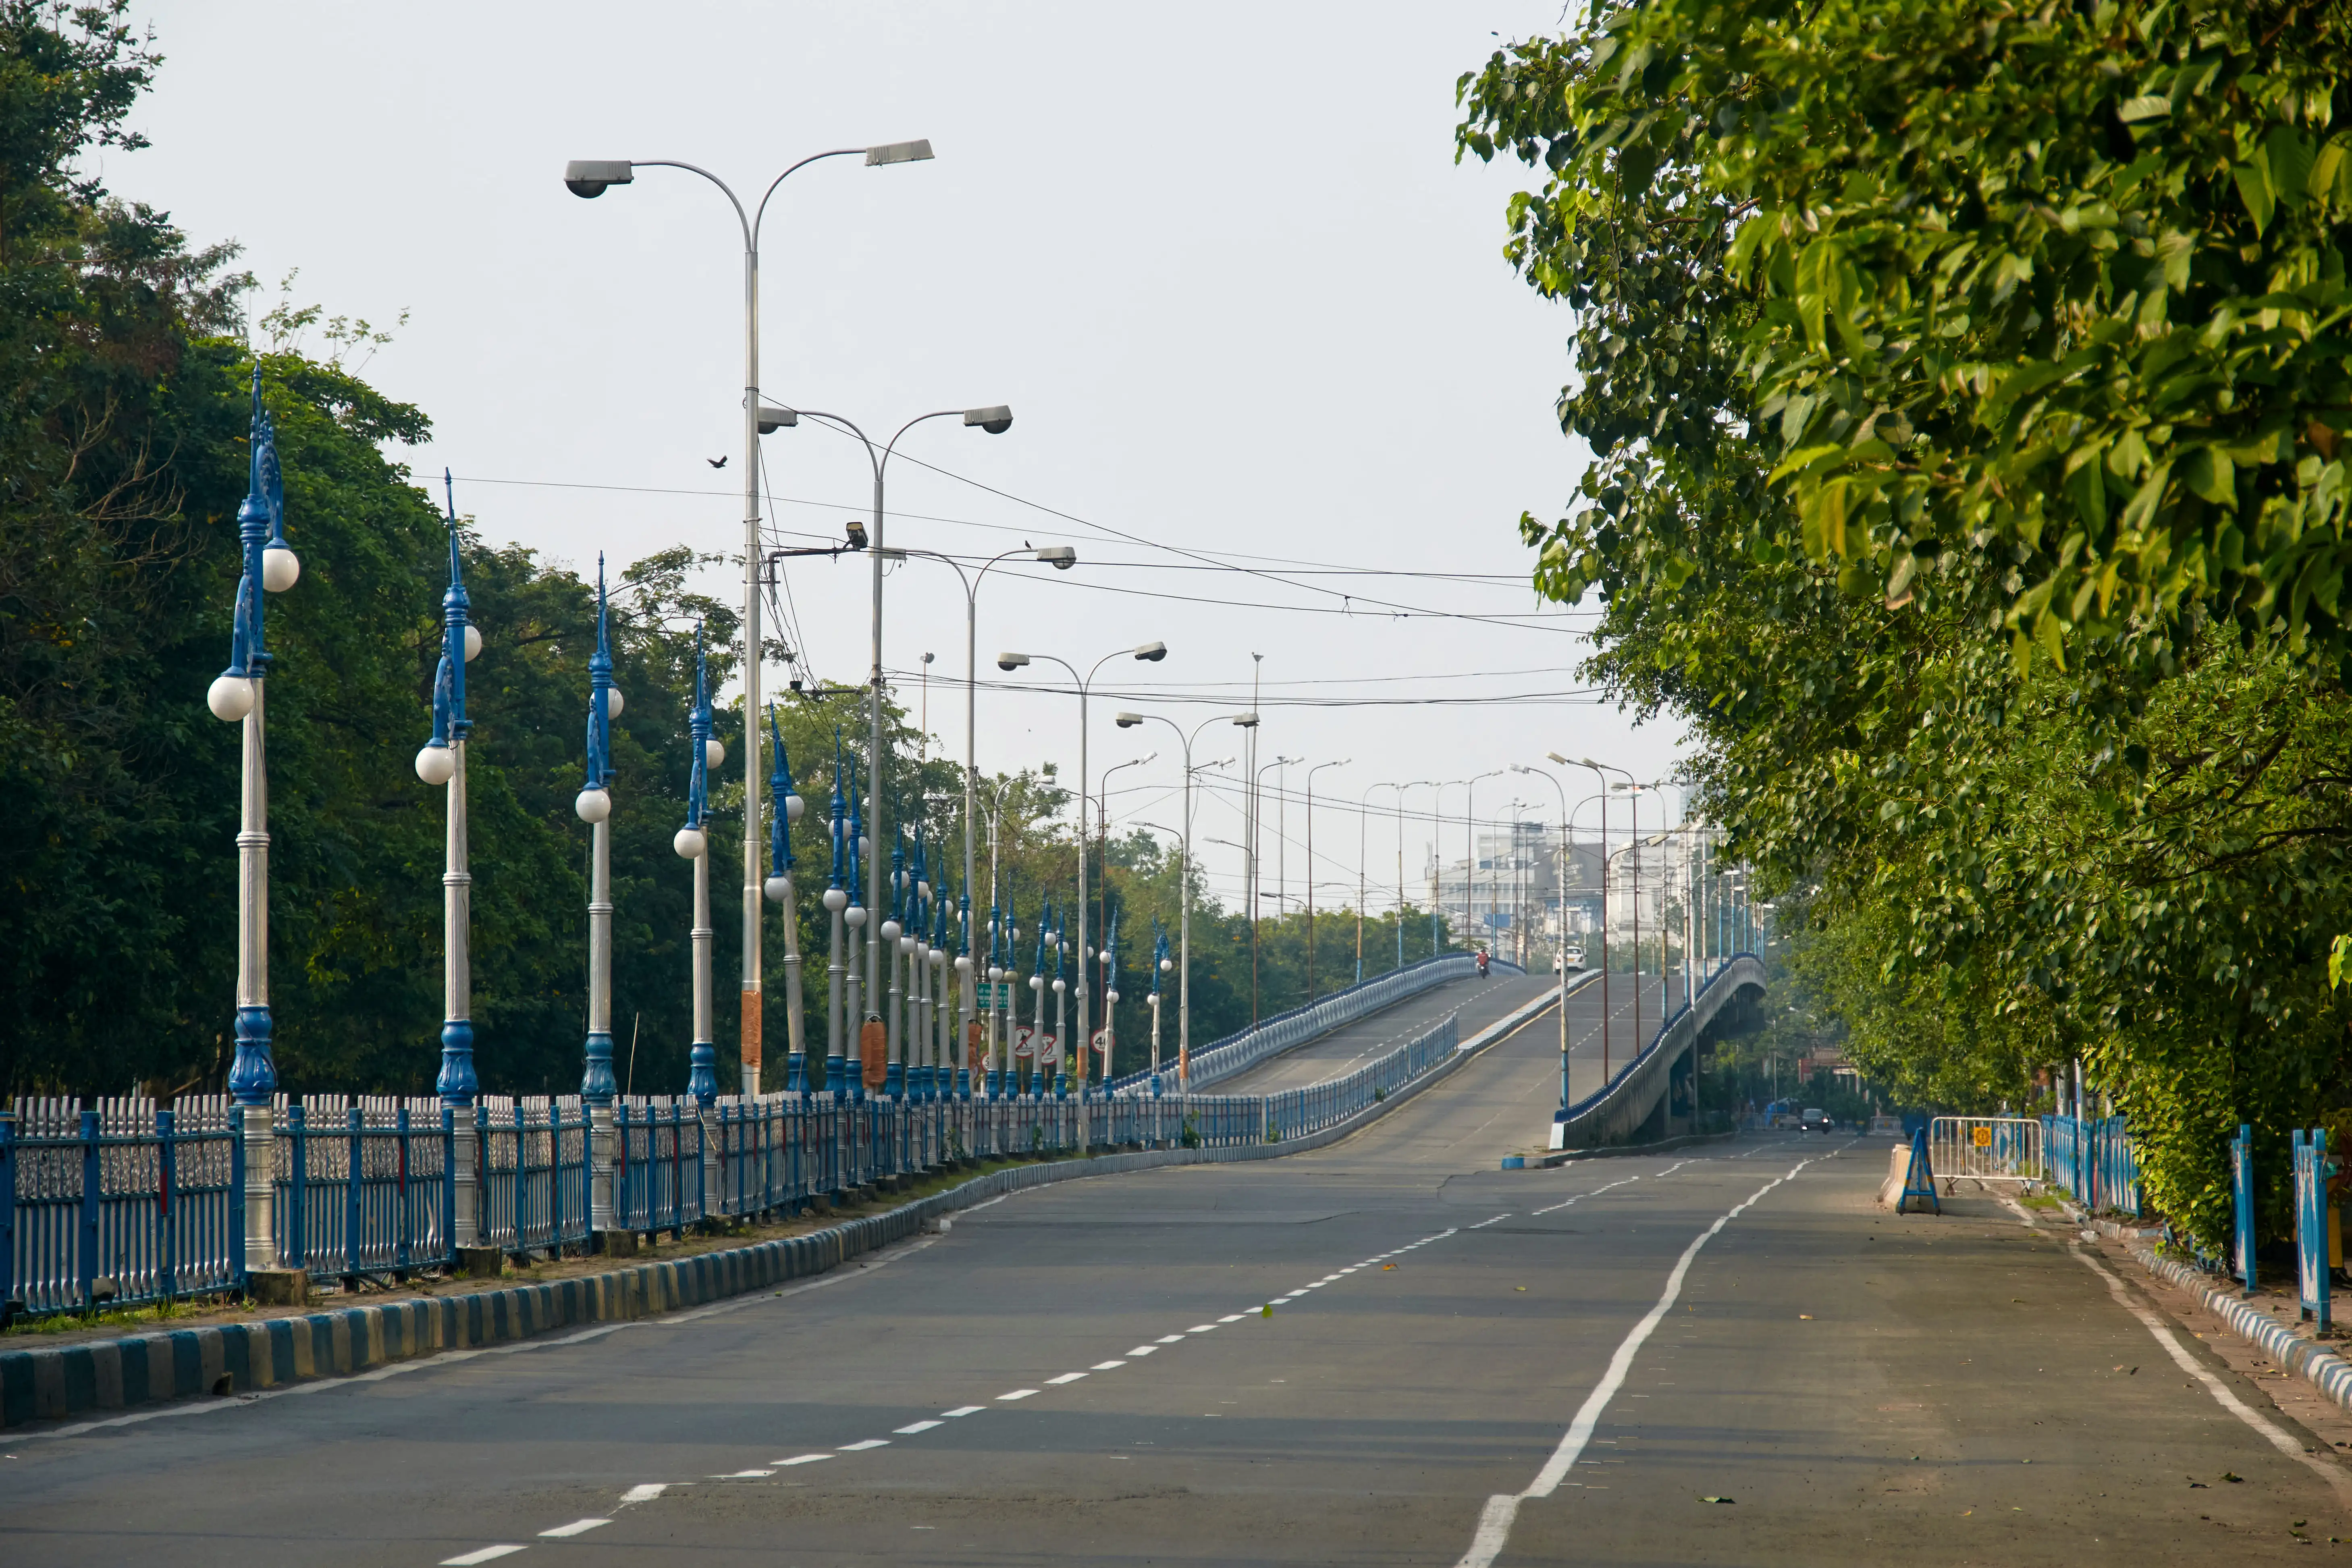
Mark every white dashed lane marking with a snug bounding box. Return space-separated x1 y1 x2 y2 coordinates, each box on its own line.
433 1219 1529 1565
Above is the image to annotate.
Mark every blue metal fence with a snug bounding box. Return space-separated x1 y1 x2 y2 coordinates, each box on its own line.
4 1008 1468 1320
2040 1113 2141 1217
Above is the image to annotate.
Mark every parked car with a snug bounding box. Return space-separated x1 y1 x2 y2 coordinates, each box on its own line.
1798 1107 1832 1134
1554 947 1585 972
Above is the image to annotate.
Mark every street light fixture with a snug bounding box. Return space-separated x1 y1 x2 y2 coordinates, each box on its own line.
563 137 932 1097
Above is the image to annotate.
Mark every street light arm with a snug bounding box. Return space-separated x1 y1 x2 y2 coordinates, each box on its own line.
750 147 870 241
626 160 753 248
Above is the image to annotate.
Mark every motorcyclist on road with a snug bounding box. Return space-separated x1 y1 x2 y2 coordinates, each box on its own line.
1476 948 1490 978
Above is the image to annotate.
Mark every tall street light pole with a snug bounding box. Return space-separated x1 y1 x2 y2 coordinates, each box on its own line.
1511 763 1573 1111
574 559 620 1233
1562 756 1632 1086
1303 759 1349 1000
998 641 1169 1099
774 406 1014 1076
1117 710 1255 1086
1250 752 1298 1019
563 139 935 1097
883 542 1074 1079
414 475 485 1248
206 368 299 1286
1463 769 1504 957
1357 781 1403 984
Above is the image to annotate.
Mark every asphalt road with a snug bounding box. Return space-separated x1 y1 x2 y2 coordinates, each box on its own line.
5 997 2343 1565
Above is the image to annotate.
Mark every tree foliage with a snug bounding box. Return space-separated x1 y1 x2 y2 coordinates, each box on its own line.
1460 0 2352 1242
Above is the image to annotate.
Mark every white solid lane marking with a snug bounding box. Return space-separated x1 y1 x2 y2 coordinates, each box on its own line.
1046 1372 1089 1385
1157 1334 1185 1344
941 1405 985 1417
838 1439 890 1451
896 1420 943 1434
775 1454 833 1466
538 1520 609 1538
1454 1160 1815 1568
1126 1346 1158 1356
998 1389 1039 1401
617 1484 670 1505
2034 1208 2352 1509
442 1549 527 1566
1091 1360 1128 1371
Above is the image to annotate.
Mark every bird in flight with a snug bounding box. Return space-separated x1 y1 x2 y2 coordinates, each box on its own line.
707 456 728 469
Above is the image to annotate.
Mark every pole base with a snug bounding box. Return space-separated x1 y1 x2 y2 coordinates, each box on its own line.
455 1245 503 1279
593 1229 640 1258
245 1268 309 1308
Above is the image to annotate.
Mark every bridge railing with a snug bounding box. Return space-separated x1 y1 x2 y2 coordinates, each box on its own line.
1 1006 1468 1320
1552 953 1764 1148
1110 951 1520 1094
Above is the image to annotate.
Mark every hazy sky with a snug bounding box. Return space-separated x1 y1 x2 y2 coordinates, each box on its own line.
121 1 1688 914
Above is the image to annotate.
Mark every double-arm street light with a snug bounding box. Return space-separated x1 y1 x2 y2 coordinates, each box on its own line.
776 408 1015 1081
1556 755 1633 1088
1303 759 1350 1001
888 542 1075 1079
1510 762 1573 1111
563 138 940 1097
998 641 1168 1097
1116 709 1257 1086
1458 769 1506 954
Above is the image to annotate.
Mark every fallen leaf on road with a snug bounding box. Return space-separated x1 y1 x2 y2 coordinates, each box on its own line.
1799 1314 1814 1320
1698 1496 1735 1505
1261 1305 1273 1318
1516 1286 1528 1292
2224 1472 2244 1483
1383 1264 1397 1270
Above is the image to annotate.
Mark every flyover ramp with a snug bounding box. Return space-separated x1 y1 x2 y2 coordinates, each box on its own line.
1215 969 1558 1096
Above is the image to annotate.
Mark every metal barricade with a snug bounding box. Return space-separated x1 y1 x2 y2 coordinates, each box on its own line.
1928 1116 2044 1186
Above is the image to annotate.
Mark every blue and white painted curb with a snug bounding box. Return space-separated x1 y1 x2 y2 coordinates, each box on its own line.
1 987 1564 1432
2129 1240 2352 1412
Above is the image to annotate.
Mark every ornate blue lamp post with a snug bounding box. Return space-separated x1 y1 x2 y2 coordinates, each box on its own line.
207 368 300 1285
821 733 848 1095
678 626 719 1108
955 883 974 1099
1097 910 1120 1092
1026 898 1050 1099
760 704 807 1095
1149 920 1171 1094
884 824 908 1098
414 472 485 1249
1051 904 1070 1099
576 558 621 1232
844 768 868 1101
